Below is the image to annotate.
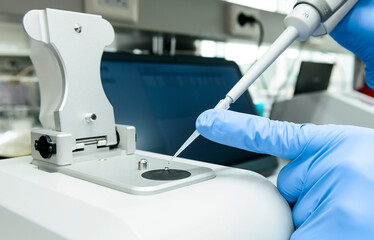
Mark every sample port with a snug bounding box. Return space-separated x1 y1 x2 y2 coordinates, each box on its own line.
142 169 191 181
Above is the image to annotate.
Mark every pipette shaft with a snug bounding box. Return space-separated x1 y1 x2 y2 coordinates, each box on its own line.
227 27 298 102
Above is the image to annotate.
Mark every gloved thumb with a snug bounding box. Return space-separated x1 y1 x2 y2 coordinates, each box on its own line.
196 109 311 159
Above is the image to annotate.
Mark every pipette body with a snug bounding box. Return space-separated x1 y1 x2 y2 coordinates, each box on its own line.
169 0 358 165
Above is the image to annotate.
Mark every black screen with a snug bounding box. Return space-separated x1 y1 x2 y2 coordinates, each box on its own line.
294 61 334 95
101 53 268 166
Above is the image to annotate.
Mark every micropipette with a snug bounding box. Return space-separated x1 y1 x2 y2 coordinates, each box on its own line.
168 0 358 166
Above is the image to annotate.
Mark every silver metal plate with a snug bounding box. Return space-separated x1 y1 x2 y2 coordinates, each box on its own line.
58 153 215 195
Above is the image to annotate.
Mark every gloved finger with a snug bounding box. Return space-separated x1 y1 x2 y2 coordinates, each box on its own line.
277 155 312 205
196 109 313 159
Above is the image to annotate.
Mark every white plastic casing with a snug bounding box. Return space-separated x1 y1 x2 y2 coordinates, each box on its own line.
284 3 321 41
31 129 75 166
23 9 117 146
312 0 358 36
0 155 294 240
116 125 136 154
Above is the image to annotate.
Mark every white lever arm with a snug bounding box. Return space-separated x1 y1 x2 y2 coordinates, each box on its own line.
23 9 117 146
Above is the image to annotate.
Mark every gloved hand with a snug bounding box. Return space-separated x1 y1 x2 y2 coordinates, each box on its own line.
330 0 374 89
196 109 374 240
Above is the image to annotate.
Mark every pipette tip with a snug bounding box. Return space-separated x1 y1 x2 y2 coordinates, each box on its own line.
167 130 200 167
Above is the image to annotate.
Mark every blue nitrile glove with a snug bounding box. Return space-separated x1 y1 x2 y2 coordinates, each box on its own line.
196 109 374 240
330 0 374 89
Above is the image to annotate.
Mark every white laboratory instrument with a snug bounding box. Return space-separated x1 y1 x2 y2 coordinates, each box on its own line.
23 8 215 195
171 0 359 162
0 8 294 240
271 90 374 128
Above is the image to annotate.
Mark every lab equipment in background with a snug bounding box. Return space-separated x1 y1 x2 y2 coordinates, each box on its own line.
101 53 278 174
0 105 35 157
0 56 39 157
271 91 374 128
84 0 139 23
0 9 294 240
293 61 334 96
352 57 374 97
171 0 359 162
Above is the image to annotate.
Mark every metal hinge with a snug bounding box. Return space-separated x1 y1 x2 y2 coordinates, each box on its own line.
75 136 107 150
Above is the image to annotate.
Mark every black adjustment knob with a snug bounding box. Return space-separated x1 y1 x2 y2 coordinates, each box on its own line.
34 135 56 159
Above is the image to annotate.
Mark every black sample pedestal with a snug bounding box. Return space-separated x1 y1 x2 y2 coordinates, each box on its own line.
142 168 191 181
